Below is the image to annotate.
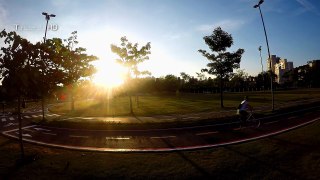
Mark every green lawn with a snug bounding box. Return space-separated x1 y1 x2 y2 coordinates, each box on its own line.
1 118 319 179
49 89 320 117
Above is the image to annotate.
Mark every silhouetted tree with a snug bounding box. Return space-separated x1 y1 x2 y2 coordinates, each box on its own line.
228 69 248 91
111 36 151 114
61 31 98 111
180 72 191 82
163 74 180 92
0 30 39 159
199 27 244 108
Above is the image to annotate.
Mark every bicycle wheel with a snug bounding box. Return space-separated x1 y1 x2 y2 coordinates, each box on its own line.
251 115 260 128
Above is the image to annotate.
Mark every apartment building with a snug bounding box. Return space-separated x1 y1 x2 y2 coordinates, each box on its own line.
267 55 294 84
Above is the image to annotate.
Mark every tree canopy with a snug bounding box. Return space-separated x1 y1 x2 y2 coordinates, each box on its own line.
199 27 244 107
111 36 151 78
111 36 151 113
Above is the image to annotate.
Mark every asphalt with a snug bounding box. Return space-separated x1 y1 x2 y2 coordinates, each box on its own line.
1 101 320 152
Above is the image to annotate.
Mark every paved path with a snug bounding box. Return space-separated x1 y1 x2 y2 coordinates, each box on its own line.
1 104 320 152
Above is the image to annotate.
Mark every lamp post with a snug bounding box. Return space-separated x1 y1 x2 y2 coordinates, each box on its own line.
42 12 56 43
254 0 274 111
258 46 265 91
41 12 56 120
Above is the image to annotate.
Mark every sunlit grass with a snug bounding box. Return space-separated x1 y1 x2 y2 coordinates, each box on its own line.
49 89 320 117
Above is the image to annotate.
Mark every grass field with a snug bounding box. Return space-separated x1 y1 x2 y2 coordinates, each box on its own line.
1 118 319 179
49 89 320 117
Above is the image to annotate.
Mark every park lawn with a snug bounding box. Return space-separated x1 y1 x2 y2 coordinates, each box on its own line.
1 119 319 179
49 89 320 117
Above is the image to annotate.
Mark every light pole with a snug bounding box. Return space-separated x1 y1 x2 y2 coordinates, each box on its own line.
258 46 265 91
41 12 56 120
254 0 274 111
42 12 56 43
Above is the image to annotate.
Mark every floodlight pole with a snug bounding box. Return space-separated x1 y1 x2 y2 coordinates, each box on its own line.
41 12 56 120
254 0 274 111
42 12 56 43
259 46 265 91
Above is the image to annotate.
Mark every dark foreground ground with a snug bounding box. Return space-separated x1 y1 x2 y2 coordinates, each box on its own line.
1 117 320 179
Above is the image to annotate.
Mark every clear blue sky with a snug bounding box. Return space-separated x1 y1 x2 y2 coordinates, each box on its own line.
1 0 320 78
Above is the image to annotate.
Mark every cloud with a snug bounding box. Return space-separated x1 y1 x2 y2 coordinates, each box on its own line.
196 19 246 33
296 0 320 15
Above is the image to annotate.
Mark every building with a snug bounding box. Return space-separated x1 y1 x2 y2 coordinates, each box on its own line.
267 55 294 84
308 59 320 68
267 55 279 72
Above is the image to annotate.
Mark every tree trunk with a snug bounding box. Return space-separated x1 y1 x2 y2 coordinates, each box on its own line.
220 78 224 108
136 95 139 108
129 95 133 114
41 95 45 121
70 90 75 111
18 95 25 159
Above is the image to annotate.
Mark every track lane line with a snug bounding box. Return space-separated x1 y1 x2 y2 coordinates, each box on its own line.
150 136 176 139
196 131 218 136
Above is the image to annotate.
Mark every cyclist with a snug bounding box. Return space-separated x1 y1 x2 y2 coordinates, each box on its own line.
238 96 253 126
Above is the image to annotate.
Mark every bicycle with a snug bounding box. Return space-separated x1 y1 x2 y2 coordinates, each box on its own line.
239 110 260 128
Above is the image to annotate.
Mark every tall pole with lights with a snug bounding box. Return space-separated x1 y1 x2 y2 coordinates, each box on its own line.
254 0 274 111
258 46 265 91
42 12 56 43
41 12 56 120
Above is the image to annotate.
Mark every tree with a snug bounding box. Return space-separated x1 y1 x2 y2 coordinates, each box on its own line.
199 27 244 108
281 70 297 88
111 36 151 114
196 72 206 81
61 31 98 111
0 30 40 159
180 72 191 82
163 74 180 92
37 38 68 120
229 69 248 91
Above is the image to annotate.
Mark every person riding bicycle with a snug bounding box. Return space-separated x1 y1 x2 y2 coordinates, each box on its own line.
238 96 253 126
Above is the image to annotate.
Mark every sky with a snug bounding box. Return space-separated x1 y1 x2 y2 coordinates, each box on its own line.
1 0 320 78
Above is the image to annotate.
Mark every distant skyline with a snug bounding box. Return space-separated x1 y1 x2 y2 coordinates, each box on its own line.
1 0 320 78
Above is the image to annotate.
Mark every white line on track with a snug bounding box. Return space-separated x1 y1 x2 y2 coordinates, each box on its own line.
265 121 278 125
1 118 6 122
24 129 35 132
32 115 38 118
9 117 14 121
15 132 32 137
196 131 218 136
69 135 89 138
4 123 18 127
106 137 130 140
150 136 176 139
182 117 200 120
24 116 31 119
43 132 57 136
163 118 176 121
2 125 37 133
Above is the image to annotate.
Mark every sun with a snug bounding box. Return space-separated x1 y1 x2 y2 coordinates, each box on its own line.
92 60 126 88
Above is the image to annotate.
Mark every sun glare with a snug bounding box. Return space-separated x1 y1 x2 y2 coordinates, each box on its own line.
92 60 126 88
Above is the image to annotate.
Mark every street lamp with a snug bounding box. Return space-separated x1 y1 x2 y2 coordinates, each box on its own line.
258 46 265 91
254 0 274 111
41 12 55 120
42 12 56 43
